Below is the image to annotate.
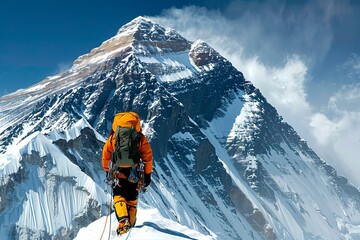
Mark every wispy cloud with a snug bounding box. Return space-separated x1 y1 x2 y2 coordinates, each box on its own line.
151 0 360 187
54 62 71 75
339 53 360 81
1 89 8 97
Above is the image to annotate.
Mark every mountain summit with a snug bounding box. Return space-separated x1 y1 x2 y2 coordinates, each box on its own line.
72 16 191 70
1 16 360 240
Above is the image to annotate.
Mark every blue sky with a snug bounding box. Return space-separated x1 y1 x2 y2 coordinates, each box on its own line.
0 0 231 96
1 0 359 96
1 0 360 186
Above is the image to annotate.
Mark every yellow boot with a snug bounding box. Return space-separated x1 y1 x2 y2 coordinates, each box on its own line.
116 218 131 235
113 196 130 235
127 199 137 227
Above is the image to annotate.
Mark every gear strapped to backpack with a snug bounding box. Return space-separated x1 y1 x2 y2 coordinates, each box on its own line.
111 112 142 168
103 112 151 194
112 126 141 167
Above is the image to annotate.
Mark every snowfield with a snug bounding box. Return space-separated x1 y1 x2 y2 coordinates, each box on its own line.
75 202 214 240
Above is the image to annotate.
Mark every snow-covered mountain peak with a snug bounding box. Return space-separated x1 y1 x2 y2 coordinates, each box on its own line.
189 39 225 67
118 16 189 45
72 16 191 71
116 16 155 36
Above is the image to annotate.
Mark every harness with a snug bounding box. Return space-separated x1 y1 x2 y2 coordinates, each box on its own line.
105 159 145 192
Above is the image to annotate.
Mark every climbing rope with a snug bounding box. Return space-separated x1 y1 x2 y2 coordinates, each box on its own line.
107 200 112 240
124 227 133 240
99 197 112 240
100 186 112 240
100 160 146 240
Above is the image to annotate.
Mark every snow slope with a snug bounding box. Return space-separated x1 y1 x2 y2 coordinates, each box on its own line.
75 201 213 240
0 131 108 239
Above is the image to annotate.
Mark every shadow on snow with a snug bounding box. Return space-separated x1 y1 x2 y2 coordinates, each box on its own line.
134 221 197 240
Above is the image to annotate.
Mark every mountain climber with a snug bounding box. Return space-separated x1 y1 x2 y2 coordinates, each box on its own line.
102 112 153 235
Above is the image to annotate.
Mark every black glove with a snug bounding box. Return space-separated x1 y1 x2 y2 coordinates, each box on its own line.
144 173 151 188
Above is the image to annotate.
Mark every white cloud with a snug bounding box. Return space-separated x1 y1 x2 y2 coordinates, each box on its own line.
310 101 360 187
253 56 310 117
152 3 315 138
310 113 340 145
151 1 360 187
236 55 312 137
312 84 360 184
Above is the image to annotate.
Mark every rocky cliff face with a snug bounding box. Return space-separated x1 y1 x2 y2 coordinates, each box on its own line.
1 16 360 240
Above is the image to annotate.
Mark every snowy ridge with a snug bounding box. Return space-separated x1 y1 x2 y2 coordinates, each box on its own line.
0 131 108 239
75 202 213 240
46 118 106 142
202 89 360 239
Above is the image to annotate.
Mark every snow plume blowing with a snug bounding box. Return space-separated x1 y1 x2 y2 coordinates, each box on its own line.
152 0 360 187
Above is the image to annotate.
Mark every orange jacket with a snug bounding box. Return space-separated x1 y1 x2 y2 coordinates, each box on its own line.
101 131 153 174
